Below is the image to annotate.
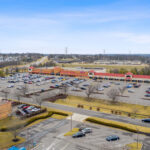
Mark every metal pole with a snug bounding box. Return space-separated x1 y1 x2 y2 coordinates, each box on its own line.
71 115 72 131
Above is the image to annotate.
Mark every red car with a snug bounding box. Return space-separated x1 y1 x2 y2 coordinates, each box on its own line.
146 90 150 94
28 81 32 84
22 105 30 109
50 86 55 88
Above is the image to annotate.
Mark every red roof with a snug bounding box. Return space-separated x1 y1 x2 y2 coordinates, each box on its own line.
89 70 95 73
126 72 133 75
29 66 34 69
133 75 150 79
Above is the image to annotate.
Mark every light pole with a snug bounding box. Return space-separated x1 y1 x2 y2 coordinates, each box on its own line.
70 115 72 131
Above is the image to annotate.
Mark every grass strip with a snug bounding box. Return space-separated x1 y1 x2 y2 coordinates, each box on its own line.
64 128 79 136
126 142 142 150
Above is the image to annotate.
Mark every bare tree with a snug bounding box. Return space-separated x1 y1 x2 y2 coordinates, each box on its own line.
118 86 126 96
15 91 22 102
10 123 25 142
132 108 139 118
107 88 119 104
33 94 43 108
74 83 79 90
86 85 95 100
1 88 9 100
95 83 101 91
20 84 29 96
61 84 68 95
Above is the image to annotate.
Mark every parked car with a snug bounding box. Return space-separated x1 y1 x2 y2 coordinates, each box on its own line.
81 128 92 134
31 108 40 112
145 94 150 97
7 84 14 88
83 84 90 87
51 80 56 83
128 89 134 93
17 86 22 90
28 81 32 84
115 82 120 85
26 106 35 110
133 84 141 88
55 84 59 88
22 105 30 110
50 86 55 88
142 118 150 123
72 87 78 91
103 84 110 88
106 135 120 141
97 88 104 91
41 89 45 92
36 83 41 86
126 84 132 88
72 132 86 138
80 87 86 90
18 104 27 109
146 90 150 94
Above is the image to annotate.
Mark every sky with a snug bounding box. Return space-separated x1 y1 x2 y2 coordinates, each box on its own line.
0 0 150 54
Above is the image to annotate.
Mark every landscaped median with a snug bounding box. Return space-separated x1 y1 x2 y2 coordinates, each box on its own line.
126 142 142 150
85 117 150 135
64 128 79 136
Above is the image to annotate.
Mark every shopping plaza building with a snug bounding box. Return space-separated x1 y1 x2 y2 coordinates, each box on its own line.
28 66 150 83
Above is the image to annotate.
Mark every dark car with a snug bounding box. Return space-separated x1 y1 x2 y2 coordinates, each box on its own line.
145 94 150 97
72 132 85 138
55 84 59 88
106 135 120 141
83 84 90 87
142 118 150 123
41 89 45 92
134 84 141 88
80 87 86 90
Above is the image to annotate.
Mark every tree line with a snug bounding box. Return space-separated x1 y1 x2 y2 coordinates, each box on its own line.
110 66 150 75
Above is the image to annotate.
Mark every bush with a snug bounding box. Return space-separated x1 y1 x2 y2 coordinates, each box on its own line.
51 111 69 116
85 117 150 134
97 107 100 111
25 111 53 126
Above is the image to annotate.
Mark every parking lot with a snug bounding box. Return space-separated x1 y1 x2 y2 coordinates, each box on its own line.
18 117 149 150
0 73 150 106
1 73 150 149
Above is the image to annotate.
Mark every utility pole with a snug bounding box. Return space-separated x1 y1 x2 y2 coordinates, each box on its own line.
70 115 72 131
65 47 68 55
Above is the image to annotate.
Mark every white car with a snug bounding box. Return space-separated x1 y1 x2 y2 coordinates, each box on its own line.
128 89 134 93
72 87 78 91
17 86 22 90
7 84 14 88
36 83 41 86
98 88 104 91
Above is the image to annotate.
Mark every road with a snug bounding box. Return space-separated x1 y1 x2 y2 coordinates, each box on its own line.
14 95 150 129
43 102 150 129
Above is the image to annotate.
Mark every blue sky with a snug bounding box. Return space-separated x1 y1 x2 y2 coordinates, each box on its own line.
0 0 150 54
